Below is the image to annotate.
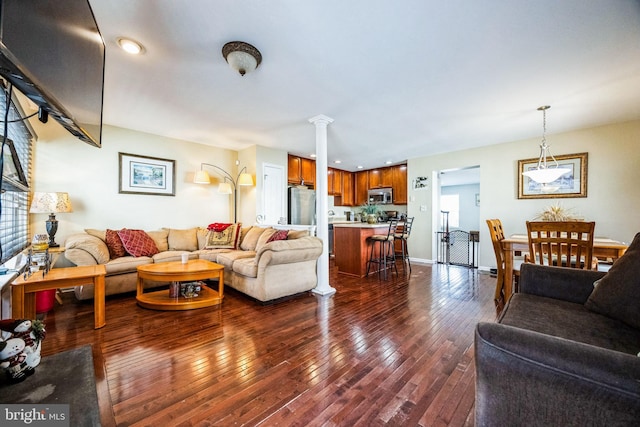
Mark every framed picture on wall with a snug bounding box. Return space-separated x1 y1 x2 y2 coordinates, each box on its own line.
119 152 176 196
518 152 587 199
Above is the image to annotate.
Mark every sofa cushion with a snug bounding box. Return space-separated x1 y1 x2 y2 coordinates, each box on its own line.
117 229 159 257
146 229 169 252
240 226 266 251
165 228 198 251
105 256 153 275
287 229 310 239
106 229 128 259
152 251 195 263
204 223 242 249
84 228 106 241
65 234 110 264
216 250 256 269
501 293 640 355
585 232 640 329
255 228 276 252
196 227 209 250
233 258 258 278
267 229 288 243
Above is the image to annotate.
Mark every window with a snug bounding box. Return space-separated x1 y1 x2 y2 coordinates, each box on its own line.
440 194 460 228
0 86 33 264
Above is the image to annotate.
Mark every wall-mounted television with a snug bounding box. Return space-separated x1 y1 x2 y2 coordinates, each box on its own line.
0 0 105 147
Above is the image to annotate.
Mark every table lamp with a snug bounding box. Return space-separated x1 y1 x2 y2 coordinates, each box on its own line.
30 192 73 247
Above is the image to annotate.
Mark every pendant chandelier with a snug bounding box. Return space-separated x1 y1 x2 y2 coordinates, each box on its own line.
522 106 571 185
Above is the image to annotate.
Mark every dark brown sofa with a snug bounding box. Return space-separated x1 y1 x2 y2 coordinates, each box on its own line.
475 252 640 426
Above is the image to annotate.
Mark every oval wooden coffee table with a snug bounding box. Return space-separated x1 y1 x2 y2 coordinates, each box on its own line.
136 259 224 310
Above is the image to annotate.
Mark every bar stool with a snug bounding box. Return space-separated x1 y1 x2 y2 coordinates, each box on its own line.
366 219 399 279
394 217 414 273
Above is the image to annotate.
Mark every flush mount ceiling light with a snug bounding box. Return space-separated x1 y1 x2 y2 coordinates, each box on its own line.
522 106 571 185
117 37 144 54
222 41 262 76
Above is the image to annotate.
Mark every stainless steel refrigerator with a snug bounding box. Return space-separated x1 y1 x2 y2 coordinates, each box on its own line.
288 187 316 225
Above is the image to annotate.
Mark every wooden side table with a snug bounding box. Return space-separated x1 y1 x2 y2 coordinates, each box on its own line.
12 265 107 329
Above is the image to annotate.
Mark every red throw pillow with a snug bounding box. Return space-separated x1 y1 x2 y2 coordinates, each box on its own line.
266 229 289 243
117 229 159 257
105 229 127 259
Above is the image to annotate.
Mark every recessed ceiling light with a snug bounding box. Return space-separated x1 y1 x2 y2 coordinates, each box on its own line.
310 154 316 158
385 160 393 165
117 37 144 55
334 160 341 164
357 165 364 169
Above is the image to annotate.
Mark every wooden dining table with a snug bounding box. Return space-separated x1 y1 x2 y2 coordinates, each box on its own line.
500 234 628 302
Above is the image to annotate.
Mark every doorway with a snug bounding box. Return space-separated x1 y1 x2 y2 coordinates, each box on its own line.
435 166 480 267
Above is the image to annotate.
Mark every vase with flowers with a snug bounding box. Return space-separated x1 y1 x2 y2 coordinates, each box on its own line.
360 203 380 224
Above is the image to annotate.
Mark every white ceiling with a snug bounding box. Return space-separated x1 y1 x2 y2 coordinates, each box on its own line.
89 0 640 172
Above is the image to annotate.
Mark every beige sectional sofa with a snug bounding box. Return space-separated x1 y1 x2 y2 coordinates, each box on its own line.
63 226 323 302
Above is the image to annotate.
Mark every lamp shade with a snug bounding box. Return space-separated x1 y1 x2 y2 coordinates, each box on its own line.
30 192 72 213
522 167 570 184
194 170 211 184
217 182 233 194
237 172 254 186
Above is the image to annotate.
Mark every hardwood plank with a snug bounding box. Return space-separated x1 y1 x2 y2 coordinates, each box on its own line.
36 261 497 426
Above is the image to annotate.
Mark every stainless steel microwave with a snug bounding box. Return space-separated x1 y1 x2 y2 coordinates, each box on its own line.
368 188 393 204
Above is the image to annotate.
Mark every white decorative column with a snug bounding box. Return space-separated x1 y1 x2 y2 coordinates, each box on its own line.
309 114 336 296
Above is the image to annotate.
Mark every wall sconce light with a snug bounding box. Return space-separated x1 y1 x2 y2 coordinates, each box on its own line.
194 161 254 222
222 41 262 76
29 192 73 247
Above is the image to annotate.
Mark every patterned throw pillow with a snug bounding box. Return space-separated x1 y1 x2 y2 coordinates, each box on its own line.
105 229 127 259
204 223 242 249
117 229 159 257
266 229 288 243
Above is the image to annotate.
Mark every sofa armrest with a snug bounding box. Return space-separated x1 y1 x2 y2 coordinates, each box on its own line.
519 263 606 304
64 233 110 266
255 236 323 265
475 322 640 426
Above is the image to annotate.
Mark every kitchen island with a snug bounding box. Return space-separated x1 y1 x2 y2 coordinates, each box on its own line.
333 222 392 277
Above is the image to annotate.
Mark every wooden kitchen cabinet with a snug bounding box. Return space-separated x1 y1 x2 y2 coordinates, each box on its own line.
288 155 315 186
327 168 344 196
392 164 408 204
368 167 393 188
355 171 369 206
340 172 355 206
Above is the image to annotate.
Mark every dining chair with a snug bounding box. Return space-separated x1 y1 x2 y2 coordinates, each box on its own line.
394 217 414 273
486 219 521 314
366 219 399 280
525 221 598 270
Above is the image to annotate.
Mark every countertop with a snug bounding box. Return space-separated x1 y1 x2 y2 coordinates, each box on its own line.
332 222 391 228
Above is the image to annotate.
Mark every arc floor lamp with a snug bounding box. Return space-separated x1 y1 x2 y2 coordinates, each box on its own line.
194 161 253 223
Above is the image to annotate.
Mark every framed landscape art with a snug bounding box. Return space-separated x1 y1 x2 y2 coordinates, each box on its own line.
119 152 176 196
518 152 587 199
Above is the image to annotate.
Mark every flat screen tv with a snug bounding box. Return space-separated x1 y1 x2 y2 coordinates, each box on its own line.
0 0 105 147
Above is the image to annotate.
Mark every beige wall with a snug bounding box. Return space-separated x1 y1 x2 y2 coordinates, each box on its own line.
30 122 243 246
408 119 640 268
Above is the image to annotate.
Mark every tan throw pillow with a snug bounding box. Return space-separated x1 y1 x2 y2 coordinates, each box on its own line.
196 227 209 250
240 227 267 251
165 228 198 251
205 223 242 249
585 232 640 329
84 228 106 242
255 228 276 252
146 229 169 252
287 230 310 239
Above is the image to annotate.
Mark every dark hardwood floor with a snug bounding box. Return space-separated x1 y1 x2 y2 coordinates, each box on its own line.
40 261 497 426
